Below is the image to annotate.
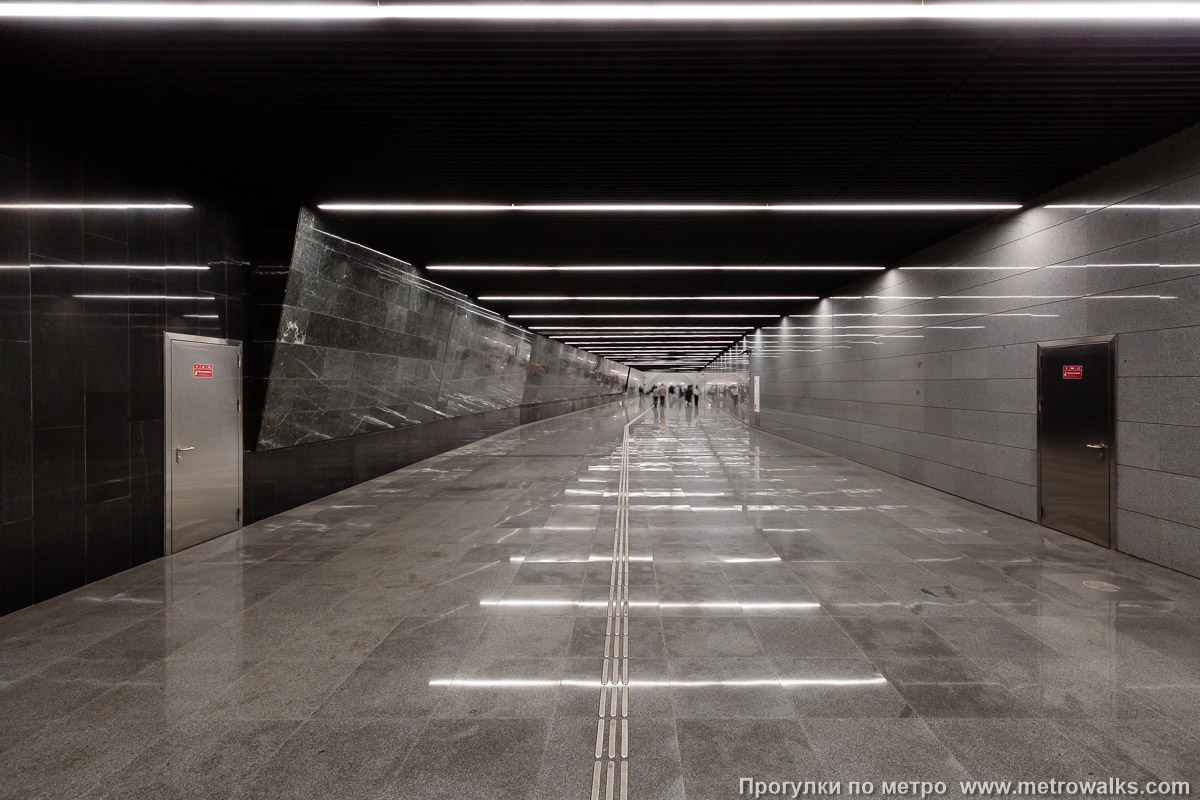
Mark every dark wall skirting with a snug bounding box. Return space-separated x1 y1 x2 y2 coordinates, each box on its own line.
243 392 623 523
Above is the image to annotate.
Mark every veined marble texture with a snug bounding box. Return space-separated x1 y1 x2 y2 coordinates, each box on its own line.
256 209 640 449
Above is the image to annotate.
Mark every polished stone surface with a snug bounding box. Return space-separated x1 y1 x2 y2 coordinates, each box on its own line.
2 399 1199 799
705 126 1200 580
255 209 630 450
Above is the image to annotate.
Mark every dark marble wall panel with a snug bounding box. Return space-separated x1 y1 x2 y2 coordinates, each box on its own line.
256 209 640 451
0 108 249 614
523 335 628 405
245 393 623 523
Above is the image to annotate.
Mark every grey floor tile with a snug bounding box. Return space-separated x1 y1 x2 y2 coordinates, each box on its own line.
369 616 488 659
469 616 575 658
196 659 358 720
4 401 1200 800
435 657 563 718
835 617 964 659
661 617 763 658
233 719 423 800
926 719 1109 782
0 720 169 800
313 657 459 719
772 657 911 718
668 658 794 719
803 718 970 784
747 616 865 658
676 719 821 800
85 720 298 800
393 719 548 800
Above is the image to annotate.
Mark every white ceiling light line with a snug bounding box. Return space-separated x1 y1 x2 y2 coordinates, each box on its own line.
73 294 216 300
479 295 819 301
4 3 1200 21
540 326 753 330
561 336 740 340
0 202 192 210
1047 203 1200 209
511 314 780 319
431 265 881 272
322 202 1017 213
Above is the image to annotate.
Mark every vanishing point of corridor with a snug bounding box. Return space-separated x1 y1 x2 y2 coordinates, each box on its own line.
2 399 1198 799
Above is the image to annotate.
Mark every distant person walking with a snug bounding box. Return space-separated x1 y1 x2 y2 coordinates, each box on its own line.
657 383 667 408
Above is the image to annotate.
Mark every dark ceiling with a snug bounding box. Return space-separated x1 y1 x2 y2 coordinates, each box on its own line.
4 17 1200 367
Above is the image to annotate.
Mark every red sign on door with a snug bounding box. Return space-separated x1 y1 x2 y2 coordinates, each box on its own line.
193 363 213 378
1063 365 1083 380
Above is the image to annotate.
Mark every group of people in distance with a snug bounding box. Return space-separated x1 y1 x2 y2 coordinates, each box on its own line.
639 382 700 408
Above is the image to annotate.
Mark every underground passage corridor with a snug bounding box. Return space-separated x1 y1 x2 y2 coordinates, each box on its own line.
2 400 1198 799
7 9 1200 795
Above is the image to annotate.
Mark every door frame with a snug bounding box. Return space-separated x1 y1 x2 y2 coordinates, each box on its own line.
1035 334 1117 549
163 332 244 555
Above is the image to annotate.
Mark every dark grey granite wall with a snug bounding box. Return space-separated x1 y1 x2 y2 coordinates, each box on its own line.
254 208 632 450
0 111 249 614
711 124 1200 578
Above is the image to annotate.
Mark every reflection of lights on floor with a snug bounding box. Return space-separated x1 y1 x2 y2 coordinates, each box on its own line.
508 555 654 563
718 556 783 562
428 677 887 688
479 599 819 610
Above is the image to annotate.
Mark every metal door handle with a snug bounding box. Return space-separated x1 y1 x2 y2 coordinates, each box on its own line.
176 445 195 463
1085 444 1107 449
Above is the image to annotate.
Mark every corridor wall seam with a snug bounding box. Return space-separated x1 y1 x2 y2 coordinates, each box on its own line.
734 122 1200 577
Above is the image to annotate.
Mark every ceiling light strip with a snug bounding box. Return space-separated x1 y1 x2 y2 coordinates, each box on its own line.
0 202 191 209
479 295 819 301
533 326 753 330
324 203 1016 212
3 3 1200 21
512 314 779 319
432 265 880 272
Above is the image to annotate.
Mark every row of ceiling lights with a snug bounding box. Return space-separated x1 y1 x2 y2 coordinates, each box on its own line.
6 200 1184 368
5 4 1200 21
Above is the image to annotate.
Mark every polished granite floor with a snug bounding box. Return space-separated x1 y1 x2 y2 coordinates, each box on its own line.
2 398 1200 800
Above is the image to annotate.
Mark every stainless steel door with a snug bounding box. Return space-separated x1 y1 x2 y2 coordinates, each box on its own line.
166 336 242 552
1037 339 1115 547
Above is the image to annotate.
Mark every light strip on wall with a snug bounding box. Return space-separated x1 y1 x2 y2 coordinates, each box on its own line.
4 3 1200 21
1046 204 1200 209
0 202 192 209
479 295 818 301
3 264 210 271
433 265 880 272
73 294 215 300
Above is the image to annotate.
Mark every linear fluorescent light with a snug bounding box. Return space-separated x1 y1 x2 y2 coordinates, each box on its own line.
183 314 220 319
511 314 779 319
479 295 818 301
533 326 753 330
0 202 191 209
12 263 209 271
73 294 215 300
1046 203 1200 209
323 203 1016 213
6 3 1200 21
433 265 878 272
